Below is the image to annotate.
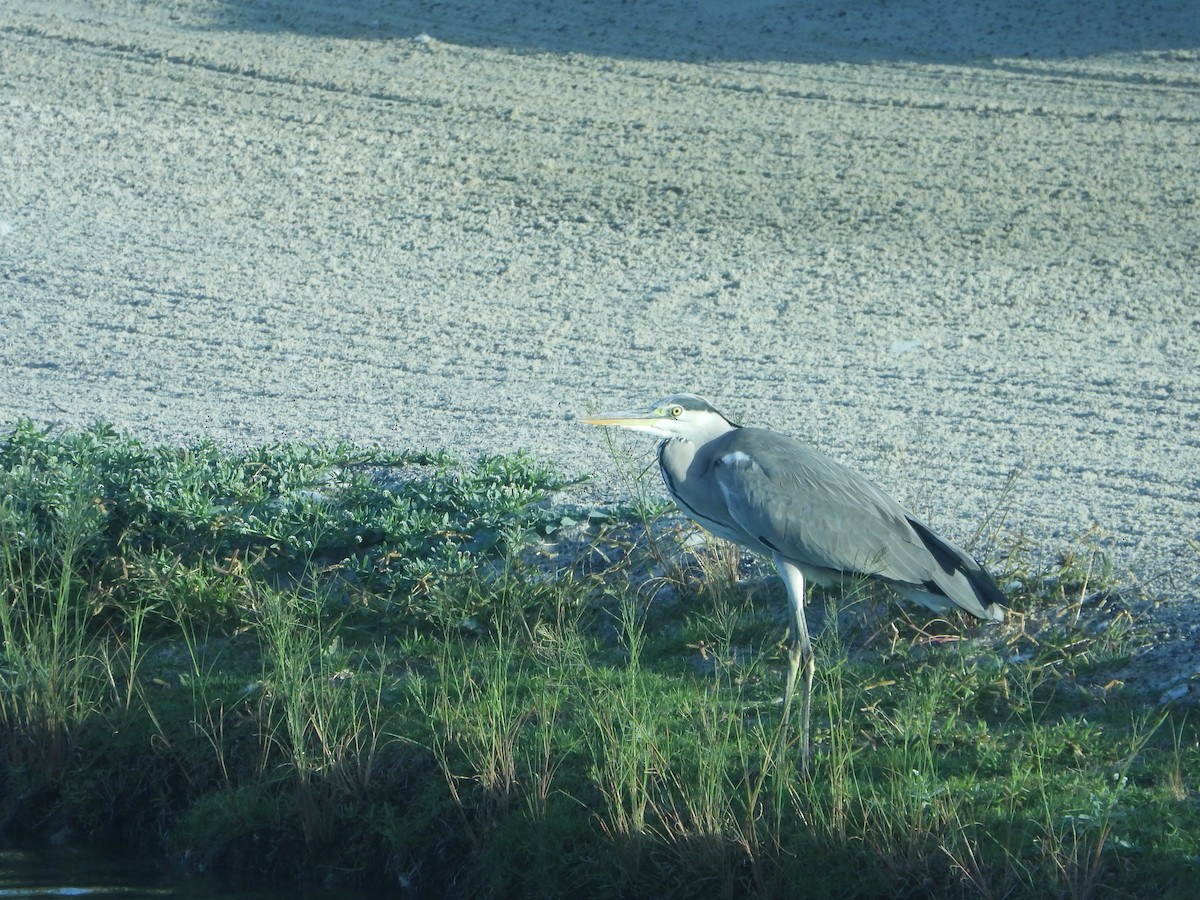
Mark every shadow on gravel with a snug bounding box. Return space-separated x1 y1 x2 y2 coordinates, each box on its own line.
208 0 1200 65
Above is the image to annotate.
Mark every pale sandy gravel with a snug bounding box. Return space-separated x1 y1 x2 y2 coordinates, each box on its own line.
1 2 1198 688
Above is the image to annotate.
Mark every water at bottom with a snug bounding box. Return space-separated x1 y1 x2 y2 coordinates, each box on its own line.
0 842 396 899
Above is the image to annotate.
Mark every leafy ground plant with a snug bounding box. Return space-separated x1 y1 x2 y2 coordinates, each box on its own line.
0 421 1197 898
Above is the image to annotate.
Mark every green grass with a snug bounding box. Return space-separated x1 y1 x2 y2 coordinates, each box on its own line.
0 420 1197 898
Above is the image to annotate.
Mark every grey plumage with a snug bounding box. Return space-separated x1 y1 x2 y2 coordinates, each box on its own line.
661 422 1005 621
583 392 1006 771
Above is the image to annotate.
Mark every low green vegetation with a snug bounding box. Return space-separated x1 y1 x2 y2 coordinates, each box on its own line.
1 421 1196 898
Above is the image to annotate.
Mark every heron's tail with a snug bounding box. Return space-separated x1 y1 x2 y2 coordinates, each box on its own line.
905 517 1007 622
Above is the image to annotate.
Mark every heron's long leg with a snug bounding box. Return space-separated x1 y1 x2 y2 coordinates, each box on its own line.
775 556 814 774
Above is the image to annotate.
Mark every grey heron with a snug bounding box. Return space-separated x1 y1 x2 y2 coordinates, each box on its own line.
583 393 1006 772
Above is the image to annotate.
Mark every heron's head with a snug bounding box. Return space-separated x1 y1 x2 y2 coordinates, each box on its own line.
581 393 738 442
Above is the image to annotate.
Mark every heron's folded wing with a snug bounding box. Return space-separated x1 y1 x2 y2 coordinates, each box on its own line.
710 431 938 585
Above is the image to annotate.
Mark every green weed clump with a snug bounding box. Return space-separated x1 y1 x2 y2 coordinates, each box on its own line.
0 421 1197 899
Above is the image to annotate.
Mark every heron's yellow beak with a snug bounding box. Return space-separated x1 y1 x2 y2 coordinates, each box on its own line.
580 410 658 428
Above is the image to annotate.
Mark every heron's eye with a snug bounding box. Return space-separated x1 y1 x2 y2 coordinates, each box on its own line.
669 405 683 418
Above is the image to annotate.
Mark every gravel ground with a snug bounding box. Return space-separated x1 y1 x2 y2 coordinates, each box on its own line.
2 1 1198 691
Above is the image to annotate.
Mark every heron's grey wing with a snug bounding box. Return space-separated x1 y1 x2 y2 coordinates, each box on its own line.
709 429 1004 620
710 431 921 578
